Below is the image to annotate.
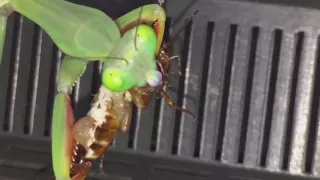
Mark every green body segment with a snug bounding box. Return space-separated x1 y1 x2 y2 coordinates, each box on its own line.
52 93 74 180
102 24 158 92
10 0 120 59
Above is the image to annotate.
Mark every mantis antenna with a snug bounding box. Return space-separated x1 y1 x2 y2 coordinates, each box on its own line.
134 6 144 51
165 9 199 49
105 56 129 65
157 0 199 49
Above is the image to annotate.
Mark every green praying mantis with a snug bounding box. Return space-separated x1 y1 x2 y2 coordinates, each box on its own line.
0 0 196 179
0 0 165 178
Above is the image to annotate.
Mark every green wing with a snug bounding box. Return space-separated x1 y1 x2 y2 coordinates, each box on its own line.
10 0 120 59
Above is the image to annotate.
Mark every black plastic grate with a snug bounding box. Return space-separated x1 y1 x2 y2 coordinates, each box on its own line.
2 0 320 179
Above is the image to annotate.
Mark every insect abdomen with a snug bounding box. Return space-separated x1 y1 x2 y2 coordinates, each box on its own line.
84 109 119 160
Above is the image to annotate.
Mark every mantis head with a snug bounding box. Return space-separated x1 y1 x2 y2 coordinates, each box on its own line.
102 24 163 92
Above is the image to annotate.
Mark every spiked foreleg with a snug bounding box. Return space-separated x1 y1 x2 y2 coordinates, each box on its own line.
52 56 88 180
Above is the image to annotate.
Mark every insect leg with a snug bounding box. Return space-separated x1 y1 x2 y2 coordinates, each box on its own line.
70 162 92 180
169 55 182 76
159 90 196 119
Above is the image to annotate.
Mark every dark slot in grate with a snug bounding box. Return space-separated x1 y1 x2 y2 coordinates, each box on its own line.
127 102 138 149
281 31 304 171
43 46 61 137
238 26 260 164
193 21 215 158
150 17 173 152
24 24 43 135
260 28 283 167
305 35 320 173
3 13 23 132
216 24 238 162
171 18 193 155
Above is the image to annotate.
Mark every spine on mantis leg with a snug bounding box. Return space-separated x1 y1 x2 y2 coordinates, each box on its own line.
51 56 88 180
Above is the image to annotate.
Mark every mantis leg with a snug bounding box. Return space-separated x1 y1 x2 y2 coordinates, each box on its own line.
70 162 92 180
52 56 88 180
159 89 196 119
169 55 182 76
51 93 75 180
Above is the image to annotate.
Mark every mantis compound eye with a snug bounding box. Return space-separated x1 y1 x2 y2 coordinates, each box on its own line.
147 70 163 87
102 68 128 92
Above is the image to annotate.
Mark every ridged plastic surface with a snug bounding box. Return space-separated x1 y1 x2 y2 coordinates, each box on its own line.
1 0 320 179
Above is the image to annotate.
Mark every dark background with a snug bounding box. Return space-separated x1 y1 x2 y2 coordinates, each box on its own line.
1 0 320 179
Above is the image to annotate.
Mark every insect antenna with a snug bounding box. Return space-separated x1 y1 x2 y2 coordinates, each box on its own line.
162 10 199 77
134 6 144 51
164 9 199 49
105 56 129 65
